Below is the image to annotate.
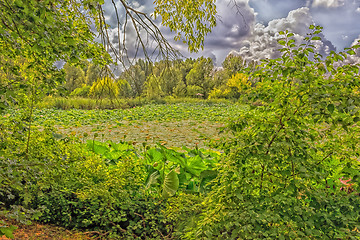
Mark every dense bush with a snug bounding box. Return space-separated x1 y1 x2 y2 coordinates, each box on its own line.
0 121 170 238
34 166 169 238
70 85 91 97
184 26 360 239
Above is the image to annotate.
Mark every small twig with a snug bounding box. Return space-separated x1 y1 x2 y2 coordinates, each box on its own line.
134 212 147 239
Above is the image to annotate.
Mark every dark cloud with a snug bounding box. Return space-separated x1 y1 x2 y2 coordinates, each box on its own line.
101 0 257 65
204 0 255 47
168 0 256 65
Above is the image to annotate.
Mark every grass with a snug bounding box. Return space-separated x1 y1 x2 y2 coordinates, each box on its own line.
36 96 234 110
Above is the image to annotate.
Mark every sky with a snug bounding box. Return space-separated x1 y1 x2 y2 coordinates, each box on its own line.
102 0 360 66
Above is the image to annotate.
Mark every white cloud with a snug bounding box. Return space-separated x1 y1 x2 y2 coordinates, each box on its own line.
356 7 360 13
311 0 345 8
230 7 336 62
342 36 360 65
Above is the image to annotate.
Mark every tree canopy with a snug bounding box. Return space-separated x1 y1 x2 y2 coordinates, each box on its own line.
0 0 219 111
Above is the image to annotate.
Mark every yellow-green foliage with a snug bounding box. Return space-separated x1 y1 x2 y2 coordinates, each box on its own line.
208 73 250 99
144 74 163 99
208 87 230 99
89 76 119 99
70 84 91 97
227 72 251 93
74 151 144 201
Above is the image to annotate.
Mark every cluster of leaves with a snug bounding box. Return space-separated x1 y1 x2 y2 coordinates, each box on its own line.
0 123 163 238
144 144 219 198
86 139 220 198
85 139 137 166
0 114 98 237
185 26 360 239
0 220 17 239
32 139 168 239
32 139 220 238
153 0 217 52
0 0 111 112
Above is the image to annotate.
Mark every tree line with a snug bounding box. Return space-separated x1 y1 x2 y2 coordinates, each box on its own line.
62 55 256 100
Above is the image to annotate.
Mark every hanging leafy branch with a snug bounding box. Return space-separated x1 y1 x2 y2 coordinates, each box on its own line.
0 0 223 111
153 0 217 53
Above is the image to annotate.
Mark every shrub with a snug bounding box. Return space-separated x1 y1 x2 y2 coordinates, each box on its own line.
186 85 204 98
186 26 360 239
69 85 91 97
34 152 169 238
89 77 119 99
0 118 170 238
208 87 230 99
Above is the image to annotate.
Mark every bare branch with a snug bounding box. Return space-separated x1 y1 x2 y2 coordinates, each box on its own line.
94 0 180 71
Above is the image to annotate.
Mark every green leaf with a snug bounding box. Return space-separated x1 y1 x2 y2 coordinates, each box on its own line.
93 144 109 155
0 224 17 239
104 151 122 162
347 50 356 55
145 171 160 189
287 33 294 37
185 155 207 176
112 142 133 151
277 40 286 46
146 148 164 163
162 170 179 198
311 36 321 41
327 104 335 113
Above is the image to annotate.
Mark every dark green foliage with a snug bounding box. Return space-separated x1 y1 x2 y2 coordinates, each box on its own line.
164 193 204 238
34 189 168 239
1 134 220 238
